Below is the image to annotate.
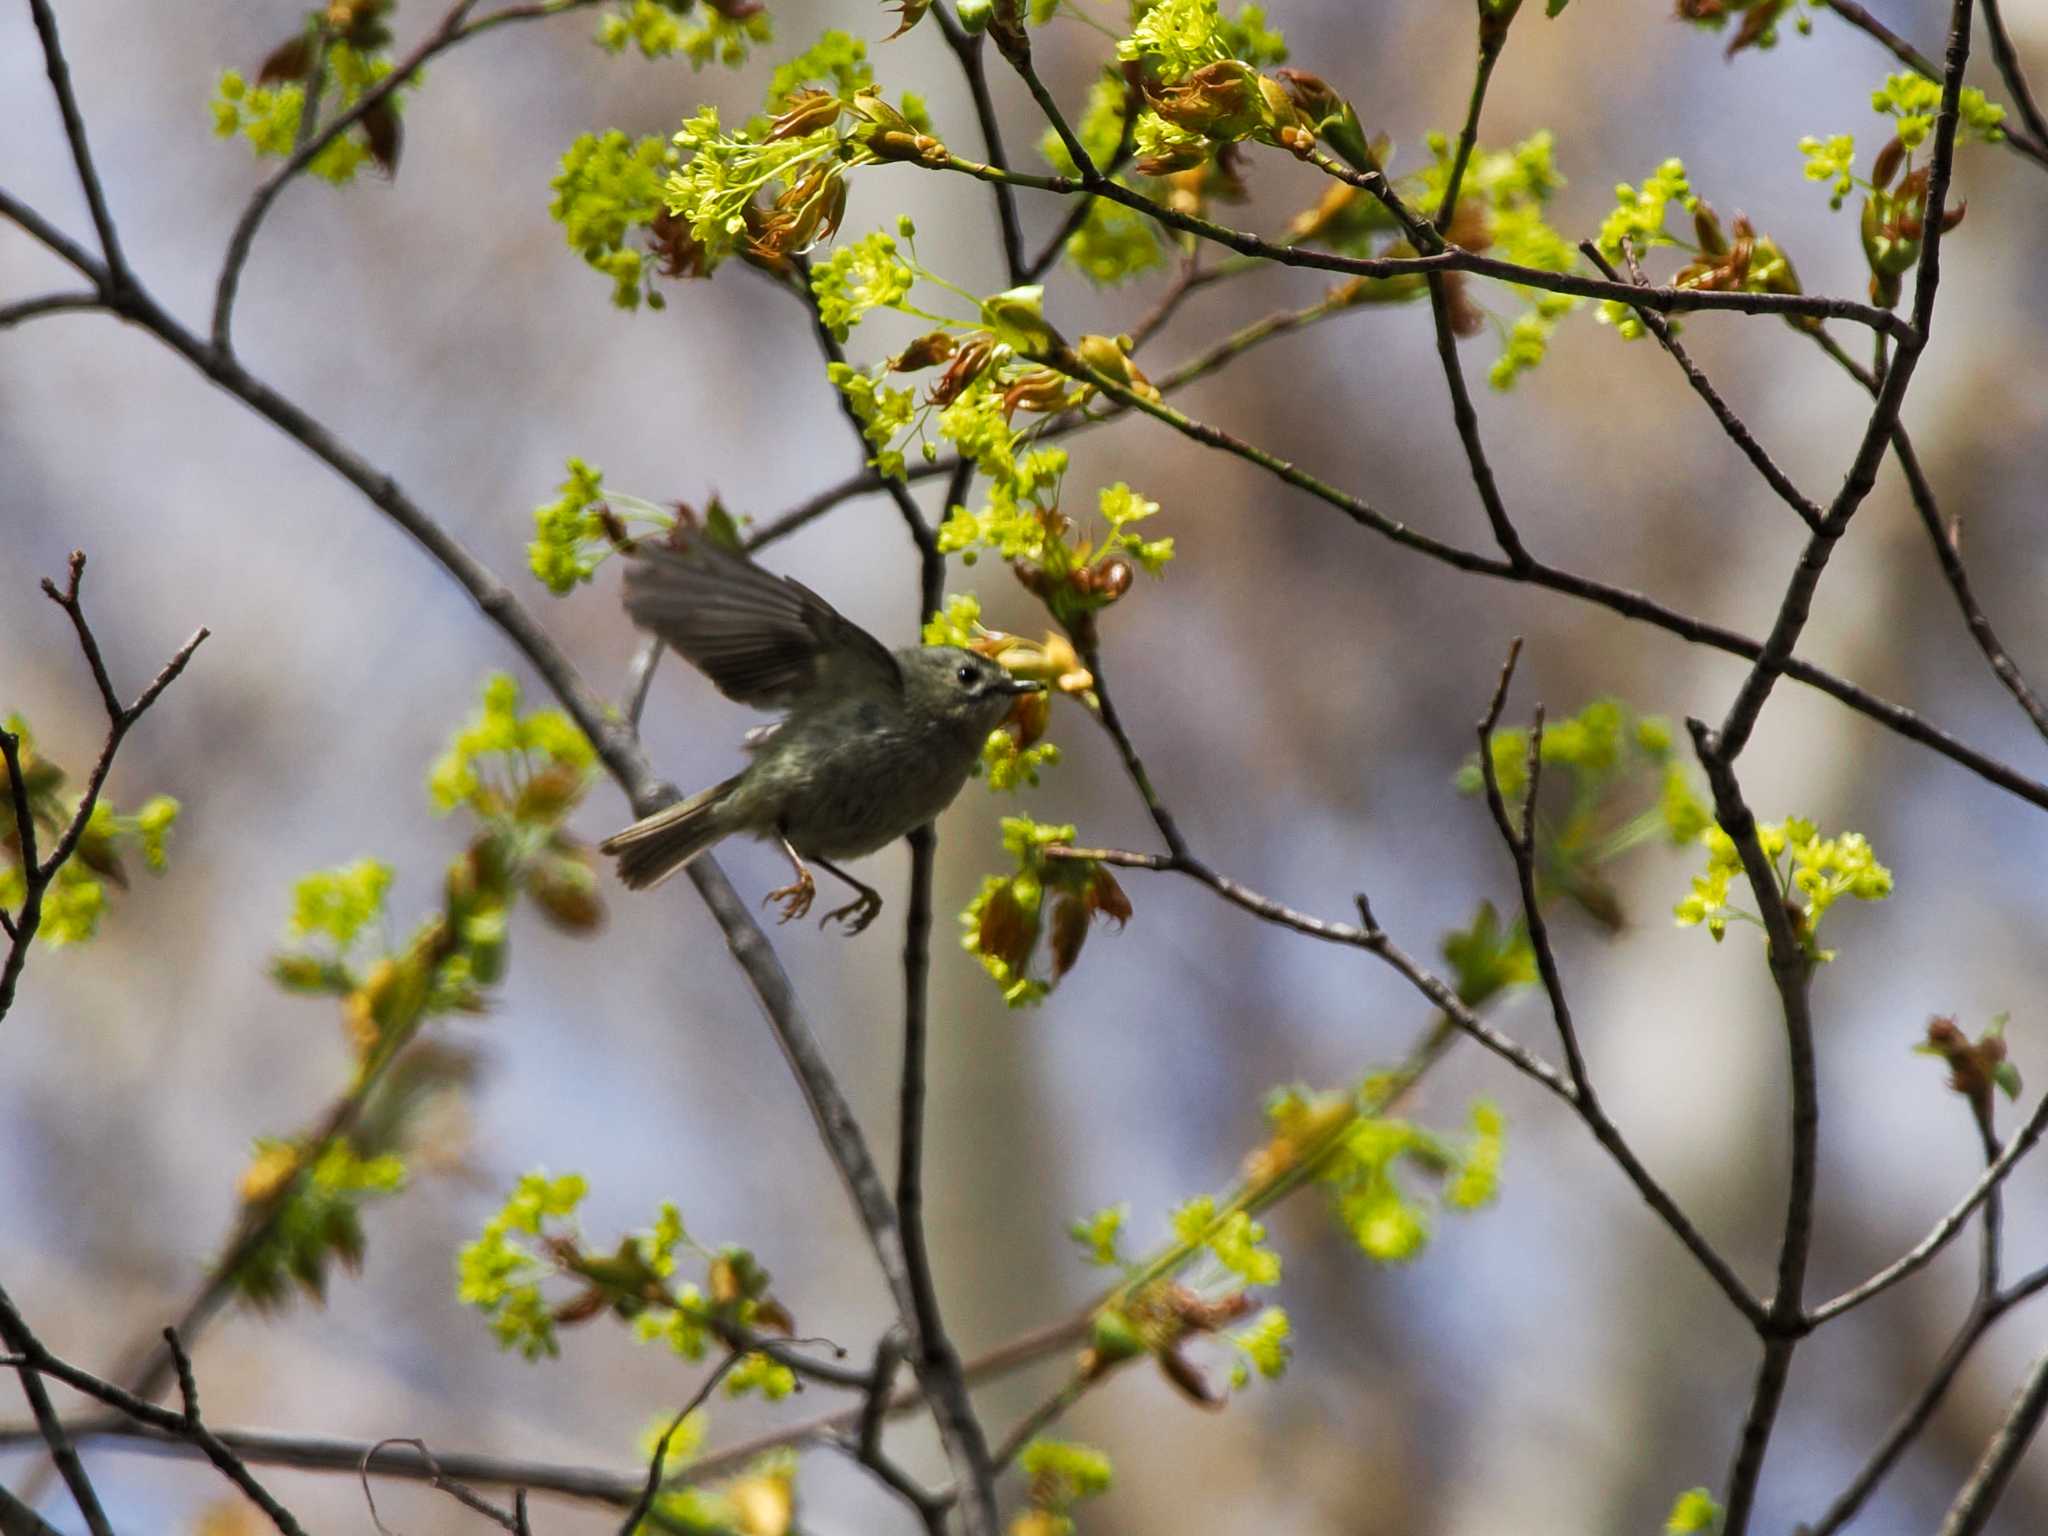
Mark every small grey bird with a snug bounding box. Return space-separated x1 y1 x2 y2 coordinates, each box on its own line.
600 534 1043 933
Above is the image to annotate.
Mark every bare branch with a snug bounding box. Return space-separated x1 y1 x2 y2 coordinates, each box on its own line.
25 0 131 286
1584 241 1825 535
931 7 1028 284
1689 723 1821 1536
1808 329 2048 743
0 292 100 330
1046 843 1574 1101
1938 1345 2048 1536
1983 0 2048 158
1039 347 2048 817
936 153 1912 334
0 1318 114 1536
211 1 600 354
359 1437 525 1534
1818 0 2048 169
617 1353 742 1536
1713 0 1977 764
1 553 208 1025
1809 1083 2048 1325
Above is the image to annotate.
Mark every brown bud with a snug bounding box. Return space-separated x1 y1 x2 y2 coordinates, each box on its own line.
1090 555 1134 602
647 208 711 280
766 89 843 142
1169 1287 1255 1331
360 96 402 177
258 32 317 85
889 331 958 372
1001 368 1071 419
927 335 996 405
1086 867 1132 927
527 852 605 933
976 882 1037 974
1870 136 1906 191
1156 1344 1226 1407
1048 894 1088 978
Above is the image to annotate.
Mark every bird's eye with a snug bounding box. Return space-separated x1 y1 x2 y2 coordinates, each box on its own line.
955 663 979 688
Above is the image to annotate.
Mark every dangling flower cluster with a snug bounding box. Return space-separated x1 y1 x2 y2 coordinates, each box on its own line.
961 819 1130 1006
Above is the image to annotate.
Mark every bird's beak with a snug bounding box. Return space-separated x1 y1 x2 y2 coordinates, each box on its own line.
996 675 1047 695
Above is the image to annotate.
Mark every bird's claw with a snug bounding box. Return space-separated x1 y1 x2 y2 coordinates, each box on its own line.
766 870 816 924
820 891 883 935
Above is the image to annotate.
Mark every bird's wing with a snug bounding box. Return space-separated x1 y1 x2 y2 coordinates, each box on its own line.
622 535 902 708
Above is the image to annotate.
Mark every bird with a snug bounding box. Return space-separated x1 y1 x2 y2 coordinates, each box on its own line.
599 532 1044 933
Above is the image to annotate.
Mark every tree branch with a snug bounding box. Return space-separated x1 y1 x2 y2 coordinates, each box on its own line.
935 152 1912 334
1808 1081 2048 1325
211 0 599 354
1585 241 1824 535
25 0 131 287
931 7 1028 284
1808 329 2048 743
1937 1344 2048 1536
1688 723 1821 1536
1 553 208 1025
1036 347 2048 817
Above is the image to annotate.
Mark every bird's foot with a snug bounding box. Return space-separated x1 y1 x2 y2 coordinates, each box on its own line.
820 889 884 936
766 868 816 924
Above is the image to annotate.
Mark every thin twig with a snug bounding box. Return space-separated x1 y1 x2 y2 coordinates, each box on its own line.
1585 241 1825 535
1025 78 1137 281
160 1329 309 1536
1 553 208 1025
623 637 664 729
1982 0 2048 158
780 256 997 1533
25 0 130 287
359 1437 525 1534
931 7 1027 284
1037 348 2048 816
1689 723 1821 1536
1808 1082 2048 1325
1712 0 1975 765
1819 0 2048 168
211 1 597 354
617 1353 742 1536
1800 1100 2024 1536
1425 18 1529 565
0 291 100 329
934 153 1911 334
1807 328 2048 744
1937 1344 2048 1536
0 1317 114 1536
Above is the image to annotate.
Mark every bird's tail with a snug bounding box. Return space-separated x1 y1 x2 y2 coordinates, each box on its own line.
599 774 745 890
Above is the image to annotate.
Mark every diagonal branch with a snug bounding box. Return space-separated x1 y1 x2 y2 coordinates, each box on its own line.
1808 328 2048 743
211 0 599 354
1712 0 1976 765
1982 0 2048 157
932 6 1028 284
936 152 1913 334
25 0 131 287
1035 346 2048 816
1937 1343 2048 1536
1585 241 1824 534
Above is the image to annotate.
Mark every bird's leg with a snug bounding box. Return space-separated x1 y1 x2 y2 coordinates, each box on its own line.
812 856 884 935
765 834 816 924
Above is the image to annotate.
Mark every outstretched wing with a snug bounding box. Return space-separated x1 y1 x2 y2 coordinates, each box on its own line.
622 535 901 708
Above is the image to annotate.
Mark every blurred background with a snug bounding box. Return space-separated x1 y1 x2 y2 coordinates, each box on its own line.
5 1 2048 1531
